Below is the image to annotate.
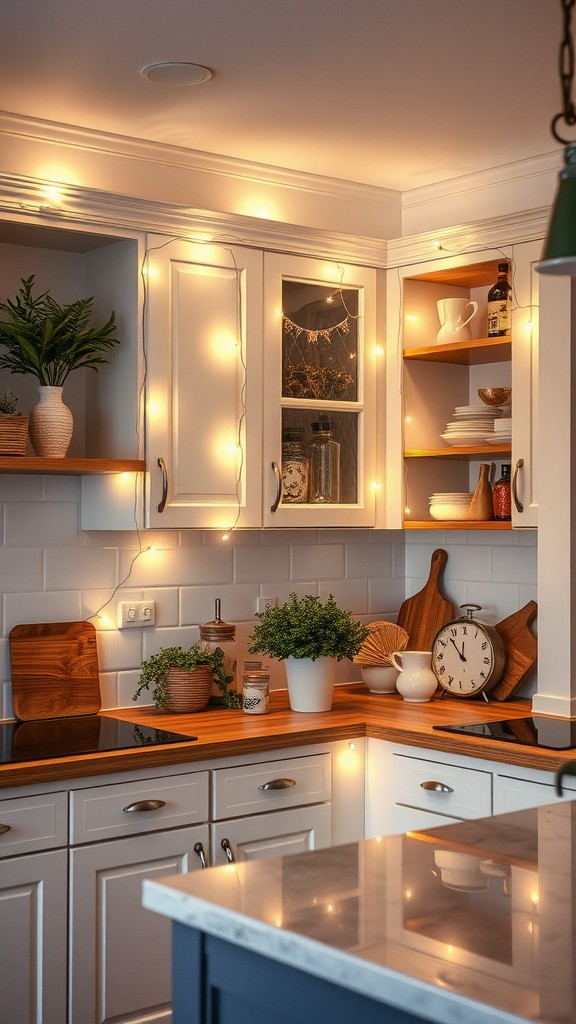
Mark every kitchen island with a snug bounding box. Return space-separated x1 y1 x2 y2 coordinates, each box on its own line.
143 799 573 1024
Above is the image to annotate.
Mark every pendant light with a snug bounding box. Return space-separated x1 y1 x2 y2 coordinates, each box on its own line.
538 0 576 274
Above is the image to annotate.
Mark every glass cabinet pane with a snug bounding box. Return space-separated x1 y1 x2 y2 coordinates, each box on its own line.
281 409 358 505
281 281 358 403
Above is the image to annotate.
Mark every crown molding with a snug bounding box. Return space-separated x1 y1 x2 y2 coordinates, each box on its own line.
401 150 562 210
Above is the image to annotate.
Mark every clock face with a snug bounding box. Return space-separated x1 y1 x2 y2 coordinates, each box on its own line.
432 620 498 696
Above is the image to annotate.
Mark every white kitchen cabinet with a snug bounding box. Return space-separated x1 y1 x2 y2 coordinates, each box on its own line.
493 768 576 813
385 240 539 529
210 751 332 865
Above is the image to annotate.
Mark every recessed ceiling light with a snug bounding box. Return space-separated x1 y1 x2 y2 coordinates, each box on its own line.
141 62 213 86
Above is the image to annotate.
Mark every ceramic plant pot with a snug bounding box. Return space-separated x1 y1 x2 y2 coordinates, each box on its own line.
29 385 73 457
164 666 214 713
284 656 335 712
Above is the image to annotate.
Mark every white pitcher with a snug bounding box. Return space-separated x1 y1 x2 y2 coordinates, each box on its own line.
391 650 438 703
436 297 478 343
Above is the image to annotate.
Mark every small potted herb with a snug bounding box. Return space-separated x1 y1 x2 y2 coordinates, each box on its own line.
133 643 240 713
248 593 369 712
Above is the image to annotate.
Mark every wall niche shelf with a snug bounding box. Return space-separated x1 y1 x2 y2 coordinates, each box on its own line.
0 458 145 475
404 520 512 530
405 445 511 458
403 337 511 366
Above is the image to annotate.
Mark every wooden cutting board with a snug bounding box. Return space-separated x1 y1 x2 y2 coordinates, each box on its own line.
396 548 454 651
9 621 101 721
490 601 538 702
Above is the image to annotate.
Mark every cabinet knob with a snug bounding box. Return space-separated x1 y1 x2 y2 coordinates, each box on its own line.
193 841 207 869
0 823 11 836
512 458 524 513
122 799 166 813
258 778 297 791
420 780 454 794
221 838 235 863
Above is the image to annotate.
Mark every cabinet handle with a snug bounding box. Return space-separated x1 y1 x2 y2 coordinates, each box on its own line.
420 781 454 794
221 838 235 863
122 799 166 813
157 457 168 513
258 778 297 791
270 461 282 513
0 823 11 836
512 458 524 513
194 841 207 869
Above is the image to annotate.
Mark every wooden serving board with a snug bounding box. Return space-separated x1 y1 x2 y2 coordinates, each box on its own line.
490 601 538 702
9 621 101 721
396 548 454 651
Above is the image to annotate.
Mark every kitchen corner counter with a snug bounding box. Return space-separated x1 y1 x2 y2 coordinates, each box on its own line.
0 685 572 789
143 801 573 1024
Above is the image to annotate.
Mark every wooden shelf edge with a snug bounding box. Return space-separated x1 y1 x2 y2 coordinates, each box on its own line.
403 337 511 365
403 520 512 530
404 445 512 458
0 457 145 475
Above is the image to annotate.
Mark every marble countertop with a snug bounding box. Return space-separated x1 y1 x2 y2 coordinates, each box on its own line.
143 800 574 1024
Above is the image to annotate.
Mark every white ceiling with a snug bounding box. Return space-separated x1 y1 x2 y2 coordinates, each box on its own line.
0 0 565 192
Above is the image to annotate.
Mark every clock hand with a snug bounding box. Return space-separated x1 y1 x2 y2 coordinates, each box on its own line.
449 637 467 662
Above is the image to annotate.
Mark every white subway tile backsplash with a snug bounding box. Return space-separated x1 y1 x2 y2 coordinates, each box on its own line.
318 579 369 613
492 544 537 585
234 544 290 583
181 584 259 625
142 625 200 659
98 671 118 710
96 628 144 672
45 546 117 590
42 475 81 501
120 544 234 587
118 669 148 709
4 592 82 633
346 542 393 578
0 549 43 593
5 501 80 547
0 475 43 501
368 576 407 615
291 544 345 580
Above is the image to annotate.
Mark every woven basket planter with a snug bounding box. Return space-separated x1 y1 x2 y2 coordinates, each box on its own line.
164 665 214 713
0 414 29 456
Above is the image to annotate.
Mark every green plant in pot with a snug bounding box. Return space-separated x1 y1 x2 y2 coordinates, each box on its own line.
0 389 29 456
0 275 119 458
133 643 241 713
248 593 369 713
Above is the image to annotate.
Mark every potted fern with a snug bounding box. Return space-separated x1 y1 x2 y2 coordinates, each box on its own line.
0 390 29 456
133 643 240 713
0 275 119 457
248 593 369 712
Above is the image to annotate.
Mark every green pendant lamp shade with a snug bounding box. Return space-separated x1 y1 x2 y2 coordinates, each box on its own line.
538 144 576 274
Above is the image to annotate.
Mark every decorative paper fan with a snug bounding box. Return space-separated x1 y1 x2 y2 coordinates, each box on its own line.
353 620 409 666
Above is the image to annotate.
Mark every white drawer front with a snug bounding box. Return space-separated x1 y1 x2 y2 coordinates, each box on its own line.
212 753 331 820
70 771 209 844
0 791 68 858
393 754 492 820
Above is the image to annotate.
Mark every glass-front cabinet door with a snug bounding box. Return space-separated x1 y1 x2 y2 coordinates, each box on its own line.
263 253 379 527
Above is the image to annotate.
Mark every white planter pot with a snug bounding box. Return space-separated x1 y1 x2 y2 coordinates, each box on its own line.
29 385 73 457
284 656 335 712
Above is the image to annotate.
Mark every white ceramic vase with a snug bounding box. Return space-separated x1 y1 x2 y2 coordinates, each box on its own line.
391 650 438 703
29 385 73 457
284 656 335 712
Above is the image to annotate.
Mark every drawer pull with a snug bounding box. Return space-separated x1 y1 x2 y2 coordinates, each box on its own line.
157 457 168 513
420 781 454 794
122 799 166 813
194 842 207 869
221 838 235 863
0 823 11 836
258 778 297 791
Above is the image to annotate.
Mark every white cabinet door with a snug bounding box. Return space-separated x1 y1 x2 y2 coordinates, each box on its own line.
211 804 331 865
493 772 576 813
262 252 379 527
145 237 264 529
69 823 209 1024
0 849 68 1024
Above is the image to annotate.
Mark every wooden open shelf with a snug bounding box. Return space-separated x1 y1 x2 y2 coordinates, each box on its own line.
0 458 145 475
403 337 511 365
405 444 511 459
404 520 511 530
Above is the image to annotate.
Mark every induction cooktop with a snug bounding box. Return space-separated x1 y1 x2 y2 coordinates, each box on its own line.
433 716 576 750
0 714 198 764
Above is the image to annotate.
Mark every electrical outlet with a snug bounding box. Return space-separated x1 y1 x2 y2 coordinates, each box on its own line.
256 596 278 614
118 600 156 629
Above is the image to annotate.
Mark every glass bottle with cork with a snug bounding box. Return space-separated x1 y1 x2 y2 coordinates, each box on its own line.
487 262 512 337
307 416 340 503
199 599 238 703
493 464 512 521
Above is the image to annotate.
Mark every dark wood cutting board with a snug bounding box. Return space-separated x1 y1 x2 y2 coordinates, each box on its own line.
396 548 454 651
9 621 101 721
490 601 538 702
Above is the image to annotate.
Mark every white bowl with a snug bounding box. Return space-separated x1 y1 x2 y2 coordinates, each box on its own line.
361 665 399 693
429 503 471 521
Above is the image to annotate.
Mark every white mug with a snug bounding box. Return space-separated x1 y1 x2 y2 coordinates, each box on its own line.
436 297 478 344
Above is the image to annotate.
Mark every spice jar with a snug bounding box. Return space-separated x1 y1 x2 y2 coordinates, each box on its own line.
281 426 309 503
493 464 512 521
242 670 270 714
199 599 238 703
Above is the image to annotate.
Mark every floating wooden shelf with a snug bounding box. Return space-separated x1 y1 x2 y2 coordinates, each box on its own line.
403 337 511 365
404 520 512 530
405 445 511 458
0 458 145 475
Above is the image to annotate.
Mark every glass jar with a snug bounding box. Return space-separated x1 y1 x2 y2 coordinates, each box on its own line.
242 670 270 714
199 599 238 703
493 463 512 521
281 426 309 503
307 417 340 503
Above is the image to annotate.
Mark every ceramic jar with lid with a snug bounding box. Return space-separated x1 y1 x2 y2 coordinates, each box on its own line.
200 599 238 703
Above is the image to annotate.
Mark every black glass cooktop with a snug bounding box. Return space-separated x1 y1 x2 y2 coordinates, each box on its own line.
0 715 198 764
434 716 576 750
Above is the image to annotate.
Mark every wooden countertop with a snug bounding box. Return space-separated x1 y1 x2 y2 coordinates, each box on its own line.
0 685 572 789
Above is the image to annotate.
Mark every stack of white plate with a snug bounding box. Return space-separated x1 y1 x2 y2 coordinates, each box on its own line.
440 403 501 446
429 492 473 521
485 416 512 445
